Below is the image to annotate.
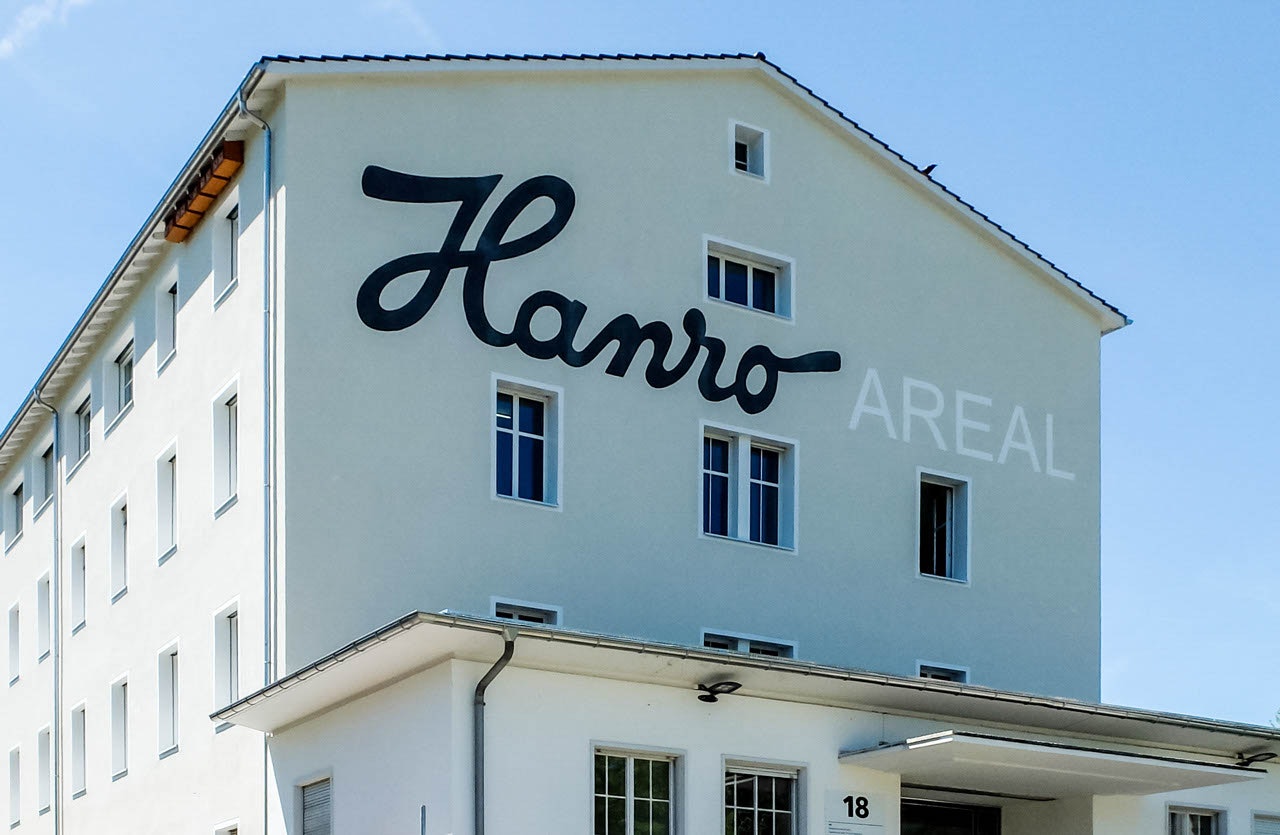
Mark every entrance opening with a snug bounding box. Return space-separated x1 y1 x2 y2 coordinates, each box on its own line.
902 800 1000 835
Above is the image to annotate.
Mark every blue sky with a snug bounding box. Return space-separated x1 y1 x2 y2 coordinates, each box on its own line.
0 1 1275 724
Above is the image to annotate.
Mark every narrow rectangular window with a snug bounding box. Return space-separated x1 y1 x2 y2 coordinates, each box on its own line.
7 748 18 826
701 428 795 548
215 609 240 707
39 446 54 506
36 729 49 811
158 647 179 754
111 501 128 597
301 778 332 835
732 123 767 178
7 605 18 684
36 577 50 659
71 544 86 630
215 392 239 509
158 453 177 556
493 600 559 625
494 385 558 505
75 398 91 462
702 437 731 537
11 483 23 538
111 680 128 778
115 342 134 412
919 663 968 683
703 631 795 658
70 706 85 797
918 473 969 581
594 751 673 835
227 207 240 285
749 445 780 545
158 282 178 360
725 769 796 835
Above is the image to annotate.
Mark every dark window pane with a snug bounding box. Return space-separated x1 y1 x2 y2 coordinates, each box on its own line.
705 473 729 536
495 429 513 497
735 141 749 170
519 437 544 501
595 754 606 794
708 256 721 298
651 800 670 835
751 447 762 480
608 798 626 835
774 811 792 835
760 449 779 483
496 393 513 429
706 438 729 473
607 755 625 796
759 811 773 835
761 485 779 544
752 269 776 313
725 260 748 305
595 797 607 835
759 775 775 809
651 760 670 801
774 779 792 811
519 397 544 435
635 758 651 799
735 773 754 807
635 800 652 835
736 810 754 835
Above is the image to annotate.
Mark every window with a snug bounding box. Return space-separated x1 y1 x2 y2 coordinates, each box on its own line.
70 706 85 797
9 483 23 540
705 241 793 318
73 398 91 464
70 543 86 631
703 631 795 658
1170 808 1220 835
111 679 128 778
919 663 968 683
214 607 240 707
1255 814 1280 835
731 122 767 179
36 729 49 812
494 381 560 506
110 500 128 598
214 391 238 510
158 646 179 754
35 577 49 660
8 748 18 826
7 605 18 684
157 281 178 362
725 766 796 835
227 207 240 285
215 204 241 301
594 751 673 835
701 427 795 548
113 342 134 416
37 446 54 508
158 452 177 557
918 472 969 581
301 778 332 835
492 599 560 625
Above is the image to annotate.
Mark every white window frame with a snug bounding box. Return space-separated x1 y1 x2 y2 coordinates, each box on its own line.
156 444 179 562
703 236 794 320
5 479 23 549
6 604 18 685
917 660 970 683
213 601 241 711
491 374 563 510
71 395 92 470
722 758 804 835
36 727 50 812
701 628 797 658
592 746 679 835
35 576 50 661
69 703 86 798
491 596 562 626
916 468 972 584
157 276 179 370
214 197 241 305
106 338 135 430
110 493 128 601
36 443 55 514
1169 805 1224 835
699 421 797 551
213 382 239 515
157 641 180 757
70 538 87 633
729 120 769 182
8 747 18 827
110 676 128 779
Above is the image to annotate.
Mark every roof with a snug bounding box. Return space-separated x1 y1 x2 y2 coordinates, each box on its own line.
0 52 1129 471
213 612 1280 762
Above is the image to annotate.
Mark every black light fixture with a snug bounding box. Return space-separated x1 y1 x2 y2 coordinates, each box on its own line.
1236 751 1277 767
697 681 742 703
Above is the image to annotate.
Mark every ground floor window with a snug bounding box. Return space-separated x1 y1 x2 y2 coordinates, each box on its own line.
724 767 796 835
901 800 999 835
594 750 673 835
1170 808 1220 835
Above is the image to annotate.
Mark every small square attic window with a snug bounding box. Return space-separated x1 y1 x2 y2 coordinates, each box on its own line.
733 123 767 178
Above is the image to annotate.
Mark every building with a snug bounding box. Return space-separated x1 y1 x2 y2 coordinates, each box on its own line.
0 52 1275 835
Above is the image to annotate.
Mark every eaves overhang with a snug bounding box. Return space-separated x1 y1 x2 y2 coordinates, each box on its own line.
212 612 1278 765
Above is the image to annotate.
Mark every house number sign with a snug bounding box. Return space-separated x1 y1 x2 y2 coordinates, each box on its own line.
356 167 841 414
824 790 886 834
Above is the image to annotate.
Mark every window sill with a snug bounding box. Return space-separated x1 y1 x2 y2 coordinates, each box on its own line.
157 349 177 375
4 532 23 553
158 544 178 566
214 494 238 519
38 650 49 664
214 279 239 309
71 621 85 636
9 820 18 829
111 769 128 783
215 721 234 734
159 745 180 760
103 402 134 438
71 789 85 800
493 494 561 512
917 572 970 586
34 497 53 522
699 531 795 554
65 454 90 483
704 295 793 323
38 807 49 817
111 586 128 605
8 675 17 687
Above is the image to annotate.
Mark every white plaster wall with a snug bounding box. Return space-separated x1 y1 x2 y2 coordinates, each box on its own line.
275 66 1105 699
1003 796 1095 835
1094 771 1280 835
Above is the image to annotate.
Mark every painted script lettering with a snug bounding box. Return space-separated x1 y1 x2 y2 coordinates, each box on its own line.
356 168 841 414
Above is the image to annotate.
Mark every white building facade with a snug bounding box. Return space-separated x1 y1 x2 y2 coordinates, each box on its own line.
1 53 1275 835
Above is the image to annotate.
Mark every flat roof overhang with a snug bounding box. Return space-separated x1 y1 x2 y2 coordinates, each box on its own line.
213 612 1280 764
842 731 1264 800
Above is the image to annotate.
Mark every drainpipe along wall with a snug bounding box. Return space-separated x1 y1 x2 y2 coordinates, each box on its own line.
31 393 61 835
474 629 517 835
